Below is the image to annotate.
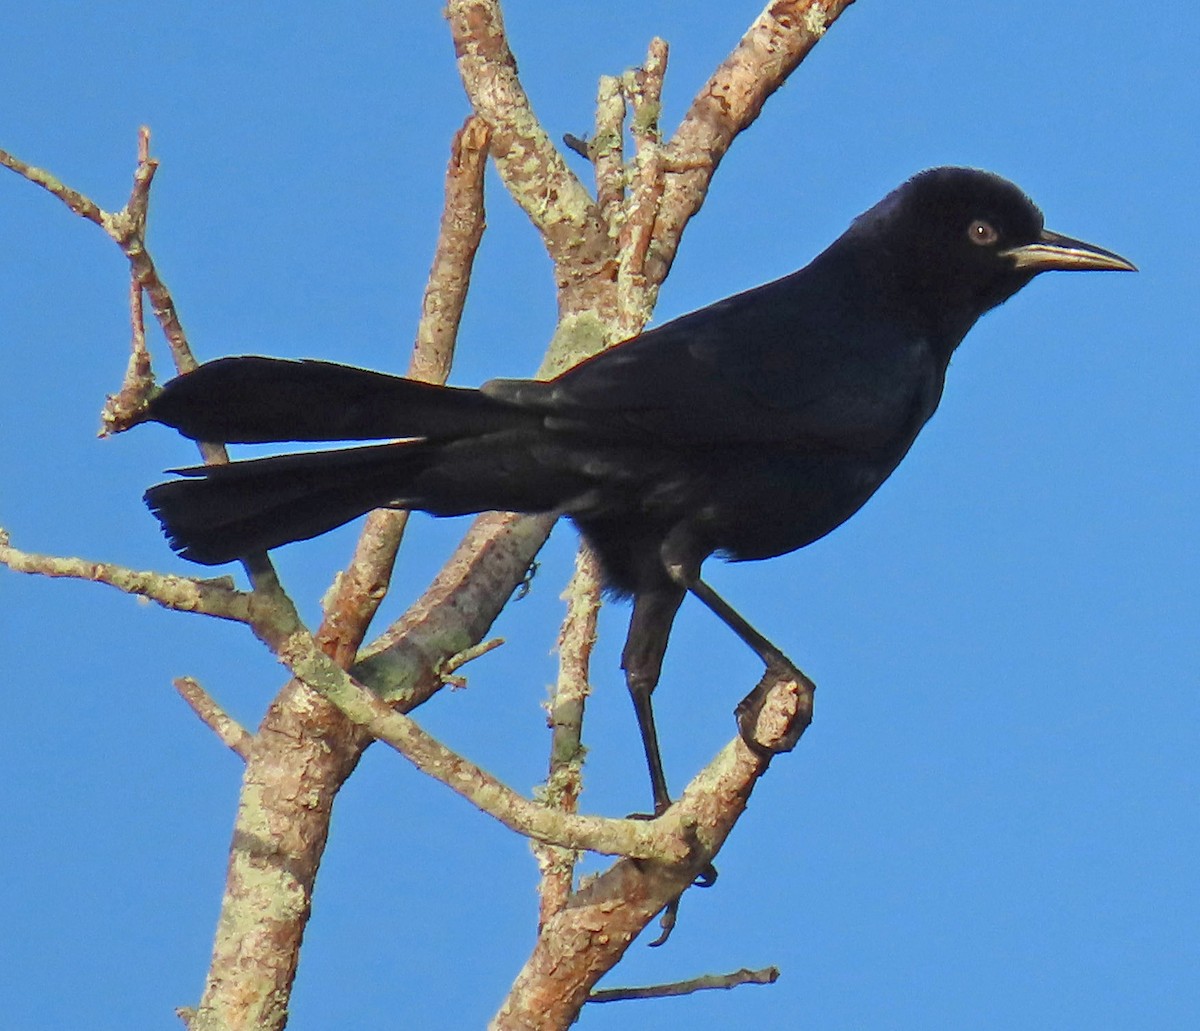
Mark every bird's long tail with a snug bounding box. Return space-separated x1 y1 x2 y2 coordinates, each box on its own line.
142 355 523 443
141 357 561 565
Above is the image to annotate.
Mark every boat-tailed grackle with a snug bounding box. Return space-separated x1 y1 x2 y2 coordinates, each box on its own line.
141 167 1135 816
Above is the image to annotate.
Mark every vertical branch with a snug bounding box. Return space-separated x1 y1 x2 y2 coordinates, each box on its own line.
188 117 494 1031
533 546 603 928
101 126 157 434
592 76 626 229
613 38 671 341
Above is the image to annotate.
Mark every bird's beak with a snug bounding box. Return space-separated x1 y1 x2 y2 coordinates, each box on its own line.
1004 229 1137 273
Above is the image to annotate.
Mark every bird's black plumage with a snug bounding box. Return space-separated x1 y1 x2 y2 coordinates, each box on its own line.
141 167 1134 813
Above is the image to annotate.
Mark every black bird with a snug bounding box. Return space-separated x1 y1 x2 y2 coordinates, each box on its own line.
142 167 1134 814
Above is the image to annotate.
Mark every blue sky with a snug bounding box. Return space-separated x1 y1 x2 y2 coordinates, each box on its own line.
2 3 1196 1028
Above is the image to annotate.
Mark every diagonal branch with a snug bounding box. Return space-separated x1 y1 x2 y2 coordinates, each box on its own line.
588 964 780 1004
493 665 814 1030
0 530 253 624
649 0 858 285
174 677 254 760
446 0 616 325
315 114 492 668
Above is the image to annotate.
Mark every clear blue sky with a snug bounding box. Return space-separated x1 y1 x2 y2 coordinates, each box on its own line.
2 3 1196 1028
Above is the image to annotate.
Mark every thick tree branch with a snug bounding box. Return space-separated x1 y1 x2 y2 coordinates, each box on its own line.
446 0 617 327
494 665 813 1030
188 118 504 1031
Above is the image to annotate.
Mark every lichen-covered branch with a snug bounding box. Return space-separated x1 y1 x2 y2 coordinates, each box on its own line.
533 545 603 929
174 677 253 760
649 0 857 285
189 118 504 1031
446 0 617 325
4 3 850 1028
315 114 492 668
493 665 814 1031
0 530 253 624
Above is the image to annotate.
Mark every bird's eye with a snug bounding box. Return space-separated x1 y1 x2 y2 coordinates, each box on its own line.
968 219 999 246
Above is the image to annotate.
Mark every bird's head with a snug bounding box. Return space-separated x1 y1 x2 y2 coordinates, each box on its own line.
845 166 1135 347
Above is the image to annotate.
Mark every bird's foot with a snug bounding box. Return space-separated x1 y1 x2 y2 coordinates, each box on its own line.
735 656 813 758
627 808 718 889
627 802 719 948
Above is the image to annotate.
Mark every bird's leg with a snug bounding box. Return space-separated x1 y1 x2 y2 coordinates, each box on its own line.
621 585 686 817
658 529 793 671
684 576 789 669
622 584 718 948
660 548 803 758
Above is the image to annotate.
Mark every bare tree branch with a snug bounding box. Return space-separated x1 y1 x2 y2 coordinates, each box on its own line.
3 3 852 1027
533 545 603 929
409 114 493 384
174 677 253 760
446 0 617 329
0 144 106 223
0 530 252 624
437 637 505 688
589 964 780 1003
315 114 492 668
102 135 156 436
188 117 503 1030
591 76 626 227
650 0 857 285
493 665 813 1030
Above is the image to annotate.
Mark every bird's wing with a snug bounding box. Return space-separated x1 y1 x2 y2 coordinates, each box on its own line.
485 274 937 452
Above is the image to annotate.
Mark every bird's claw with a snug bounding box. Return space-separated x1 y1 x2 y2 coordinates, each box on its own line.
735 656 809 757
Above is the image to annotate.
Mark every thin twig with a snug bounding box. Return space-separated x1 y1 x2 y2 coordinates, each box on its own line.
2 129 202 434
437 637 505 688
174 677 253 760
0 529 253 624
589 965 780 1003
533 545 603 929
0 145 106 224
99 131 157 436
104 128 196 377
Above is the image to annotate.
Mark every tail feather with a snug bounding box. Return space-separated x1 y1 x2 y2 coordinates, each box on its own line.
144 431 590 565
145 442 440 564
143 356 525 444
141 356 608 564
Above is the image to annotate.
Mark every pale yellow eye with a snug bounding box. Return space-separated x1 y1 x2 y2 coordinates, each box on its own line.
968 219 999 246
